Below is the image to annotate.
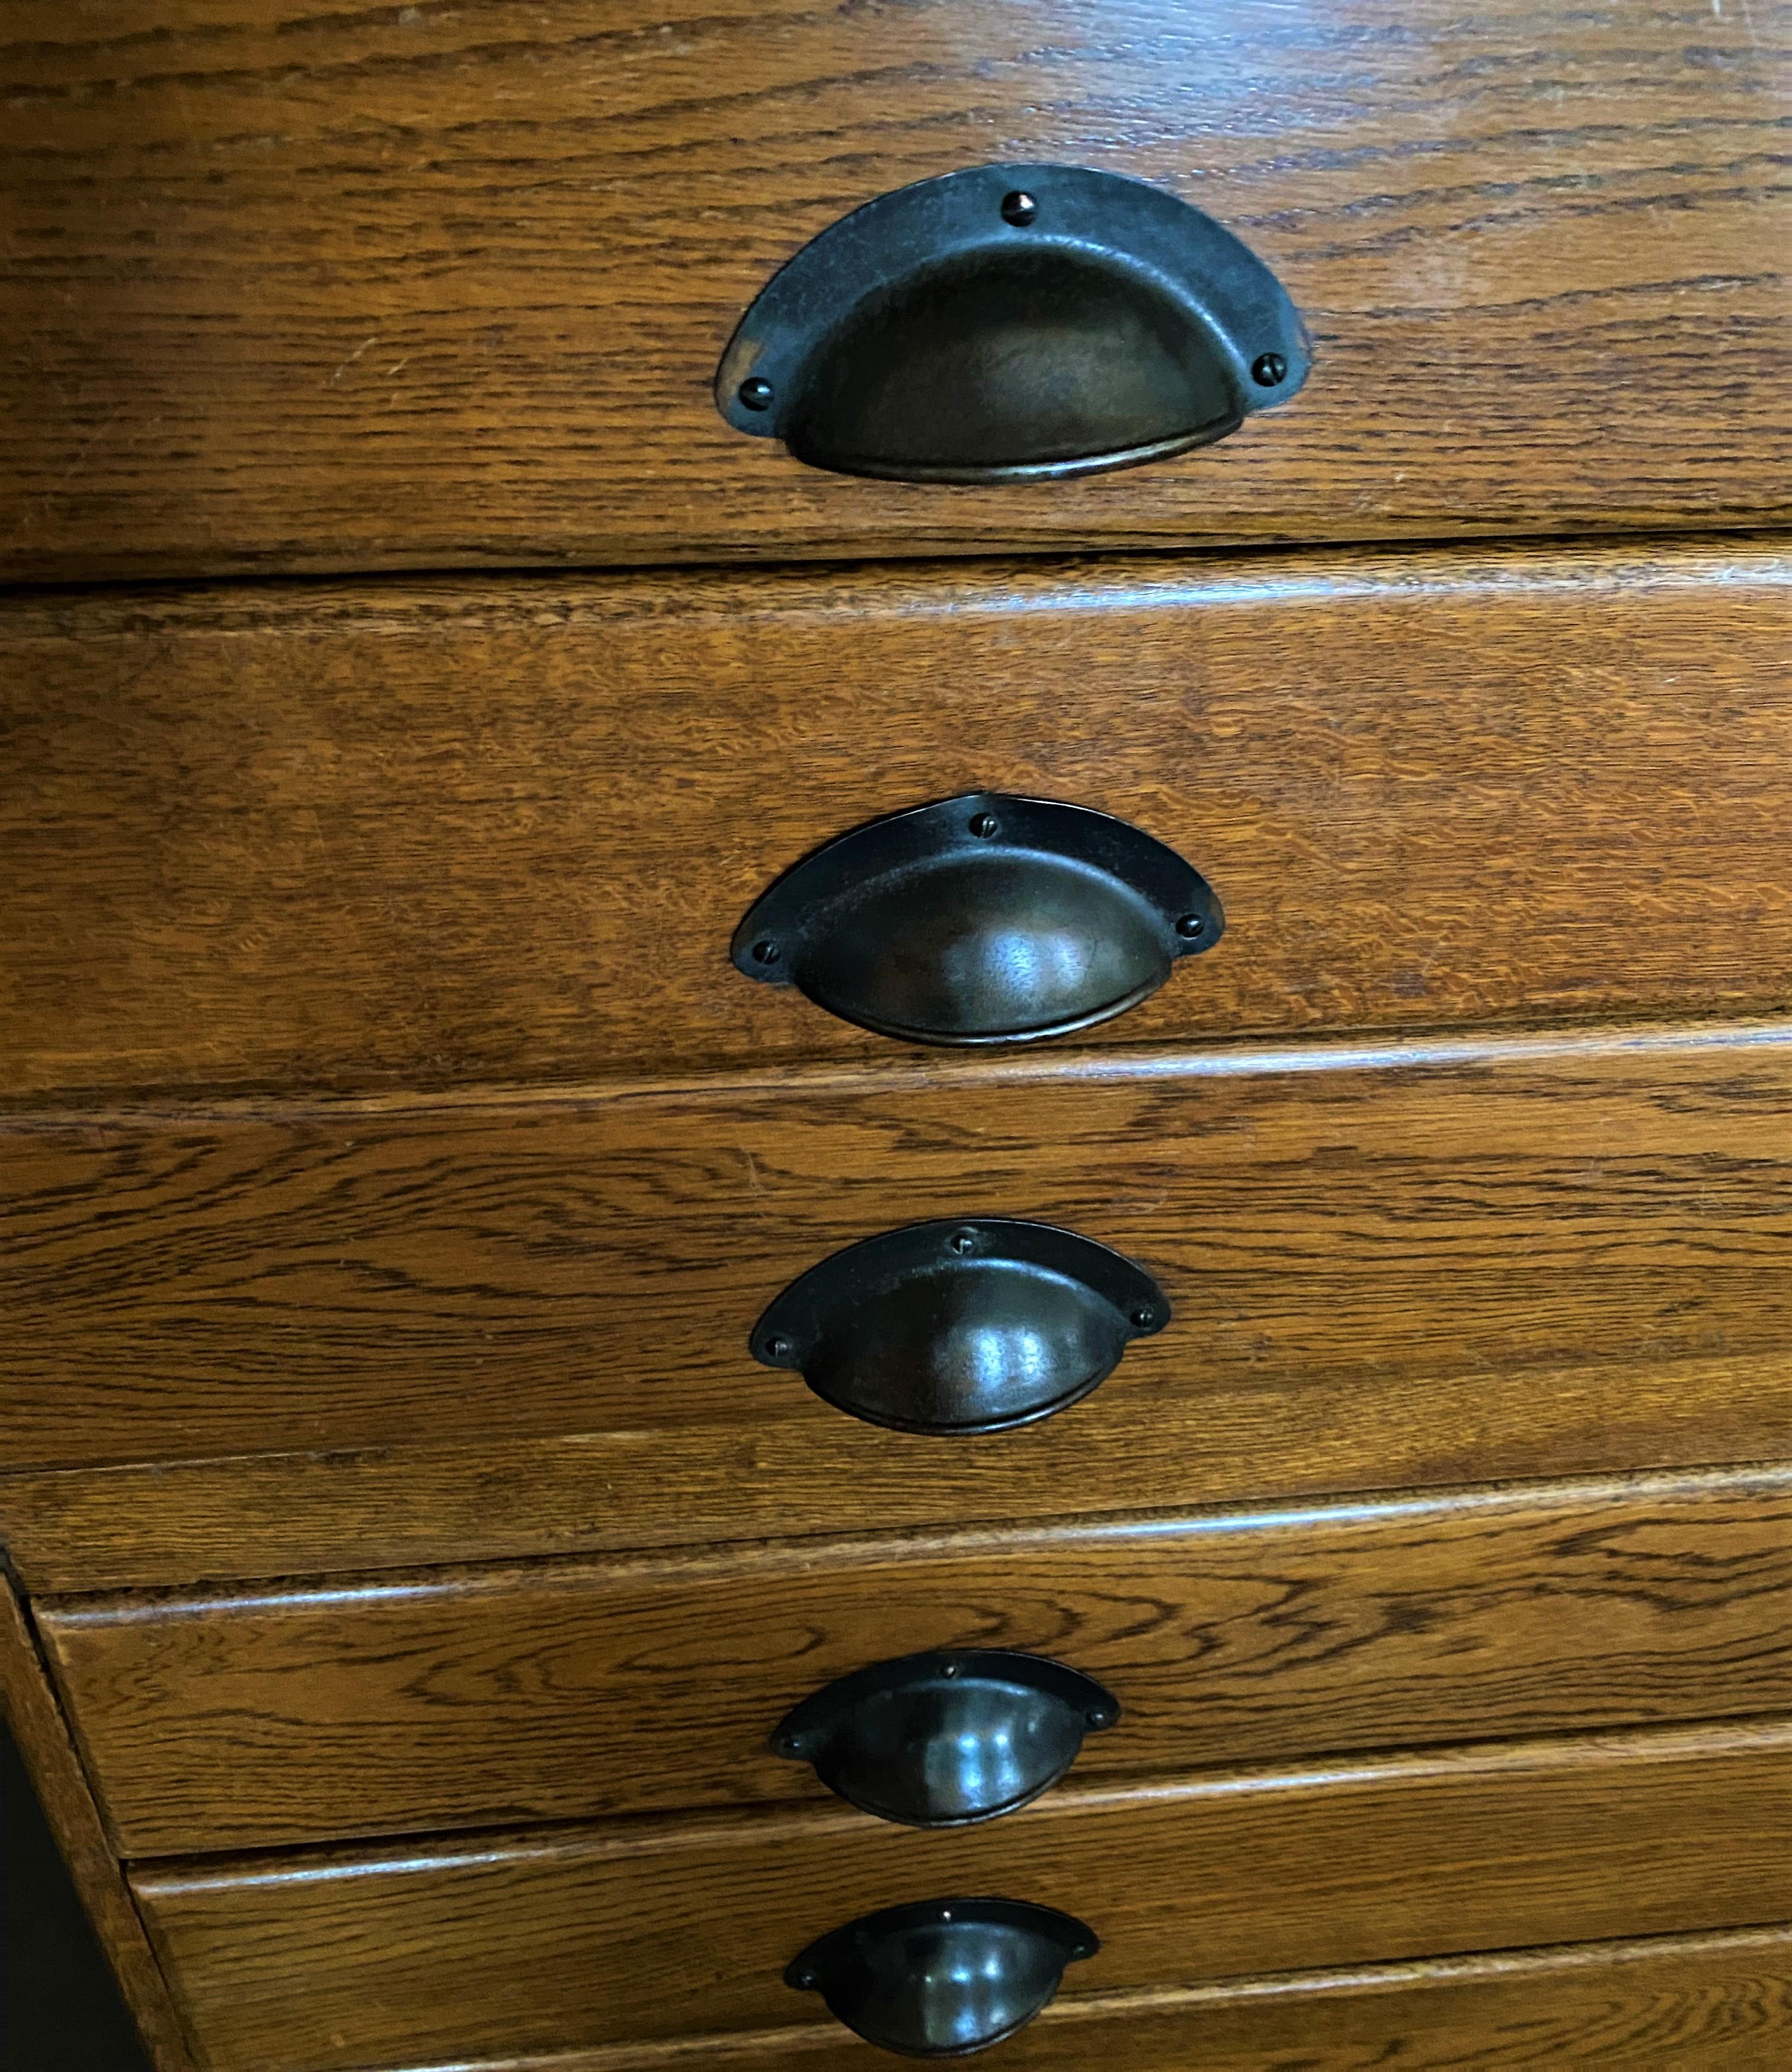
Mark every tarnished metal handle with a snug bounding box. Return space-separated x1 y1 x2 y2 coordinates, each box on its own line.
716 161 1308 482
752 1218 1169 1435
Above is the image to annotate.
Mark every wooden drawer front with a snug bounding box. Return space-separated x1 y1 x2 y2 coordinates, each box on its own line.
2 4 1784 584
43 1466 1792 1857
5 544 1788 1102
130 1719 1792 2071
583 1929 1792 2071
6 1022 1791 1505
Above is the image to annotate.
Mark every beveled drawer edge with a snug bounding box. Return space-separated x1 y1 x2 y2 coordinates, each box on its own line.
7 1352 1791 1596
2 532 1783 647
129 1713 1792 1894
7 1007 1792 1130
31 1457 1792 1619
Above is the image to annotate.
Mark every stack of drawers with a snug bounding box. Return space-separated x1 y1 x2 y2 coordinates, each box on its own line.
2 5 1788 2067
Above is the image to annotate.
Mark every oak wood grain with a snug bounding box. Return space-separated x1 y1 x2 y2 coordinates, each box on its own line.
37 1465 1792 1858
2 1 1786 583
455 1927 1792 2069
129 1717 1792 2071
0 1566 196 2072
4 1021 1790 1484
4 542 1789 1102
7 1344 1792 1595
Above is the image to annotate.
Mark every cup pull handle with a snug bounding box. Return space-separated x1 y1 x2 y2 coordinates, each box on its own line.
787 1897 1099 2057
772 1648 1120 1827
732 791 1222 1048
716 161 1308 482
752 1217 1168 1436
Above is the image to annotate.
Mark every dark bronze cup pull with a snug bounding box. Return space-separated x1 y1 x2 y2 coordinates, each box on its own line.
752 1218 1167 1436
772 1649 1119 1828
731 792 1222 1047
787 1898 1098 2058
716 161 1308 483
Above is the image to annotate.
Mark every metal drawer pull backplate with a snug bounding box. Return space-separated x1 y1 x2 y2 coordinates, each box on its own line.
787 1897 1099 2057
772 1648 1120 1828
751 1217 1168 1435
732 791 1223 1047
716 162 1308 482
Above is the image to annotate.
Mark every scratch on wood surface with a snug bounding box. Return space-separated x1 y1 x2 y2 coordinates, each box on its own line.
331 337 380 385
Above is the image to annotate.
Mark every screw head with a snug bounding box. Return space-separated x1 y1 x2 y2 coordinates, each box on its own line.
1251 351 1288 388
738 375 775 411
764 1334 792 1360
791 1967 819 1991
940 1907 955 1923
1086 1706 1116 1729
751 937 780 964
1130 1306 1157 1331
941 1659 962 1678
1175 912 1205 940
969 811 1001 838
1000 190 1038 227
949 1229 978 1256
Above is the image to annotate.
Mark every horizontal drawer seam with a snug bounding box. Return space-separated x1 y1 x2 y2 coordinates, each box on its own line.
5 1009 1792 1129
125 1712 1792 1889
34 1456 1792 1618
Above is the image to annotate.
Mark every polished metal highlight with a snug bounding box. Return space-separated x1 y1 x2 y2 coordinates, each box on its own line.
786 1897 1099 2057
772 1649 1119 1827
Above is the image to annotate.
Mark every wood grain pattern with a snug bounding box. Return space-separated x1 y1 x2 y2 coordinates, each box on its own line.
0 1566 196 2072
451 1927 1792 2069
8 1343 1792 1595
4 1020 1791 1484
1 1 1786 583
130 1718 1792 2071
38 1465 1792 1858
3 542 1789 1102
